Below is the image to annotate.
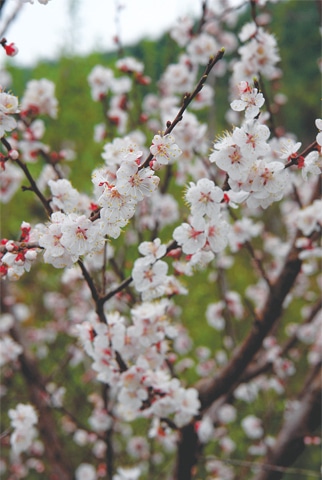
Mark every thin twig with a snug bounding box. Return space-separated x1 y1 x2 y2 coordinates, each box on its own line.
243 240 272 288
211 455 322 478
196 0 208 34
2 137 53 217
102 384 114 480
99 274 133 305
217 266 237 346
99 240 178 305
0 1 24 37
284 140 319 169
16 158 53 216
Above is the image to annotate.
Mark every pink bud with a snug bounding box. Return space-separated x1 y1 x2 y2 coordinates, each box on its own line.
9 149 19 160
4 43 19 57
5 240 15 252
238 81 251 95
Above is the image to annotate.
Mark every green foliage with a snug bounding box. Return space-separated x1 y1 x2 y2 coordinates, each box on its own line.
268 0 320 143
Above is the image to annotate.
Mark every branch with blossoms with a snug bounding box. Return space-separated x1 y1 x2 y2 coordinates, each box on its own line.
197 217 316 407
0 1 321 479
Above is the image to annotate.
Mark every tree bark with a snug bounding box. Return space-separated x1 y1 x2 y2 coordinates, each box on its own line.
173 424 200 480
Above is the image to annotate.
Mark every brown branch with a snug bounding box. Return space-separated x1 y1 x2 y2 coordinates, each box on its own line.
16 158 53 216
78 259 100 304
217 266 237 346
114 0 124 58
196 0 208 34
227 207 271 287
38 148 64 179
280 298 322 356
174 232 303 479
243 239 272 288
174 423 200 479
99 274 133 305
102 384 114 480
1 137 53 216
16 353 74 479
77 259 110 328
292 183 303 208
198 0 248 27
163 49 225 137
77 260 131 382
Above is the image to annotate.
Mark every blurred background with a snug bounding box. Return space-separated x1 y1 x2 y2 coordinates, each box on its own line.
0 0 206 66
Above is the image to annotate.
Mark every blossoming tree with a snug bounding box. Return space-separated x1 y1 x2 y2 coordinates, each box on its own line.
0 0 321 479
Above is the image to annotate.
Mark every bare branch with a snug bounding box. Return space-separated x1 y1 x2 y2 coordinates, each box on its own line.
0 2 24 37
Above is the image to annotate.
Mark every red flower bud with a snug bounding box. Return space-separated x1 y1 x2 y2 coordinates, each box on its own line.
4 42 19 57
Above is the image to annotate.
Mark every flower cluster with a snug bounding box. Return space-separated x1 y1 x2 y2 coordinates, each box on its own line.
88 57 150 135
0 335 23 367
230 80 265 119
210 83 290 209
132 238 169 300
0 222 39 279
20 79 58 118
232 21 281 85
0 161 24 203
38 211 103 268
0 127 184 277
150 133 182 167
173 178 230 258
76 299 200 427
8 404 38 456
0 90 19 137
